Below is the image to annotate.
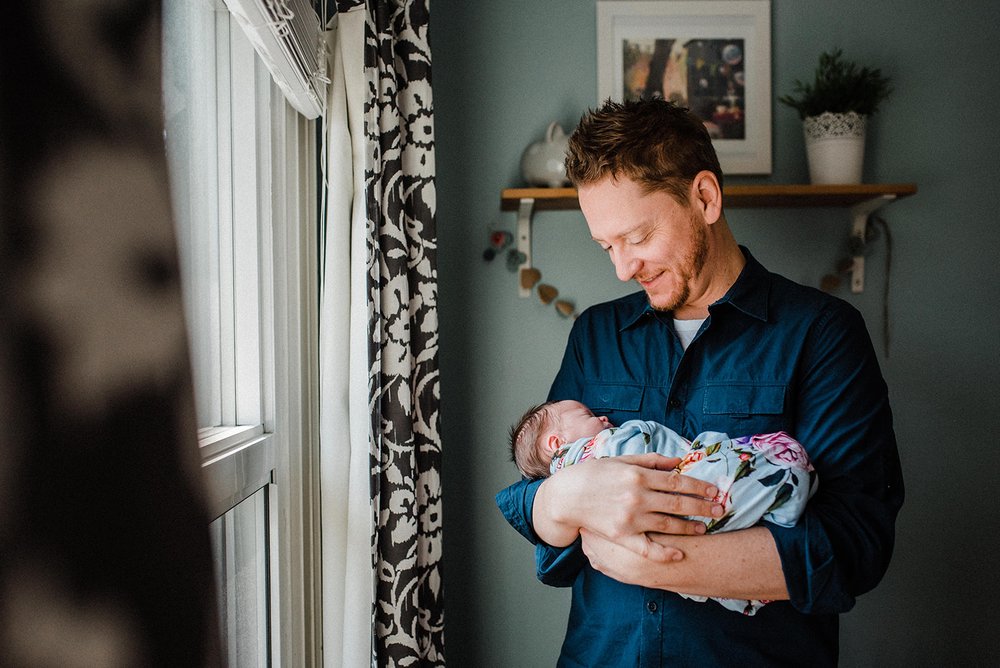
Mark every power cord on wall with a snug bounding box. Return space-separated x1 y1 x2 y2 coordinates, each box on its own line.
821 214 893 358
870 214 892 359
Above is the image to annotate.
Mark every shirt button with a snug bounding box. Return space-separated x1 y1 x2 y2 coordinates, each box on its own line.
646 600 658 613
668 398 681 409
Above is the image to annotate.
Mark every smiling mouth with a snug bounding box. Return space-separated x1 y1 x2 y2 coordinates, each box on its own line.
637 272 662 288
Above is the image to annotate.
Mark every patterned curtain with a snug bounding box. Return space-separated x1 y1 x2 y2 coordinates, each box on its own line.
350 0 446 664
0 2 218 666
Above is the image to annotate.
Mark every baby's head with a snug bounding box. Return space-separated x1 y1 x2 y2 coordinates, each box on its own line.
508 400 611 479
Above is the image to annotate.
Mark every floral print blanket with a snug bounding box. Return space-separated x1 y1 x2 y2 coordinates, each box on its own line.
550 422 818 615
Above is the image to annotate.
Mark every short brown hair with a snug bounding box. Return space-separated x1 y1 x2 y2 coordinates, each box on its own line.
508 401 558 479
565 97 723 204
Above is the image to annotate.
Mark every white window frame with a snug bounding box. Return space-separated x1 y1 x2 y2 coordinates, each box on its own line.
164 2 321 664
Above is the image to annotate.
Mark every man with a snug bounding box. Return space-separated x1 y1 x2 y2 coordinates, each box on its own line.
495 98 904 666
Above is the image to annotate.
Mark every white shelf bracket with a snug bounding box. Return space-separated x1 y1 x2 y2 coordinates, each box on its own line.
517 197 535 297
849 194 896 293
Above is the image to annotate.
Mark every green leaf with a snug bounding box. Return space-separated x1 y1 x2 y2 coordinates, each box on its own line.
758 470 786 487
766 483 794 514
706 511 734 534
734 458 754 482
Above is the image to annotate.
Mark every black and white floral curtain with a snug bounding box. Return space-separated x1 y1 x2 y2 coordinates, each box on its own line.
358 0 444 664
323 0 444 662
0 2 218 665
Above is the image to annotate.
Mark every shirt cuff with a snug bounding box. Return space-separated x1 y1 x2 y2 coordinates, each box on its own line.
762 518 856 615
495 478 543 545
536 537 585 587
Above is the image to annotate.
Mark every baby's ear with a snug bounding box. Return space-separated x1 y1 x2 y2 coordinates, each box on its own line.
545 434 563 453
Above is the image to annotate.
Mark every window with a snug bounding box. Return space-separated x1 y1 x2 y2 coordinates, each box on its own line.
162 0 320 664
163 0 263 431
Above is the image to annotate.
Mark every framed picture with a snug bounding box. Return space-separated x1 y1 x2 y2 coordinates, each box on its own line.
597 1 771 174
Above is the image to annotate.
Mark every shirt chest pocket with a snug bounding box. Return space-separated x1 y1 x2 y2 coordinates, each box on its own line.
702 383 788 434
581 383 644 425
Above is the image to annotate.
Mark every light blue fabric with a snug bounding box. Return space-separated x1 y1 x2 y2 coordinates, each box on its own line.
549 420 818 614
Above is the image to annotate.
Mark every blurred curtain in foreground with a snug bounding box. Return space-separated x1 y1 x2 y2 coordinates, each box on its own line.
0 2 218 666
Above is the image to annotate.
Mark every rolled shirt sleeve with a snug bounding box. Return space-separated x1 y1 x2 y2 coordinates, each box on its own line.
495 479 589 587
494 478 542 545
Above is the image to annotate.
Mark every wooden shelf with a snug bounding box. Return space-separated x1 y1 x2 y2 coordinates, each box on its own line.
501 183 917 211
501 183 917 296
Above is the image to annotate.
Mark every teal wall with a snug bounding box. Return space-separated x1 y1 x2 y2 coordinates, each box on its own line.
432 1 1000 665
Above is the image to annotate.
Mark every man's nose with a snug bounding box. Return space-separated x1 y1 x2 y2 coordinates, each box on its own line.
613 249 638 282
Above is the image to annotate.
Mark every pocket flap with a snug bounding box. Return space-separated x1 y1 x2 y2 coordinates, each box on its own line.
581 383 644 412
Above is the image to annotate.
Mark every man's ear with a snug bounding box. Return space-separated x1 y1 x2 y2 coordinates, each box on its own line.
690 170 723 225
545 434 563 453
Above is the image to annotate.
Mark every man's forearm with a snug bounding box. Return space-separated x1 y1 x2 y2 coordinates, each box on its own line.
658 528 788 599
583 526 789 601
531 477 581 547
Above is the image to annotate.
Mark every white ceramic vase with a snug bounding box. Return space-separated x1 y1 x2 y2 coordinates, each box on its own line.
802 111 867 184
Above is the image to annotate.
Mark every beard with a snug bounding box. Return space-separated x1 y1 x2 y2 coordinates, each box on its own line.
646 213 709 313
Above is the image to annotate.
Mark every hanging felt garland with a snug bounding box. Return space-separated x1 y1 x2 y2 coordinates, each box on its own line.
482 229 513 261
483 226 577 319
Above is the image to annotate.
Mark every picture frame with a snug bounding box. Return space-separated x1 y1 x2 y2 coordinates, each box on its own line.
597 1 771 174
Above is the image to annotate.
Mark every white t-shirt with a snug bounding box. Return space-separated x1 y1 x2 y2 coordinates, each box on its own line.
673 317 707 350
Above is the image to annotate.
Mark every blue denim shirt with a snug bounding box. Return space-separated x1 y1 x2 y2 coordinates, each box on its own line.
495 248 904 667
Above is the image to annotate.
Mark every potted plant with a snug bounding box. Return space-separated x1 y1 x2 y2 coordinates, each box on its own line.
779 49 892 184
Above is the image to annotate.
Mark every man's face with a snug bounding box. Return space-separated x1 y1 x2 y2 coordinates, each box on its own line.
578 176 708 312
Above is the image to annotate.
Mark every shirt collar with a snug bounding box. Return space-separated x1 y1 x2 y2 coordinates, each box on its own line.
620 292 655 331
712 246 770 322
619 245 770 330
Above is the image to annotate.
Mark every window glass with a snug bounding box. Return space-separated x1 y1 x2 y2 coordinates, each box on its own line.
163 0 225 429
163 2 277 663
210 487 270 666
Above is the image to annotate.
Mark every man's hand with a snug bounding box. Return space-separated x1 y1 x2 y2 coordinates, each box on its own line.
532 453 724 555
580 528 679 588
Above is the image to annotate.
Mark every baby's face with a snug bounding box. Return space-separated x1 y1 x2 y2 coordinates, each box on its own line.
552 400 611 442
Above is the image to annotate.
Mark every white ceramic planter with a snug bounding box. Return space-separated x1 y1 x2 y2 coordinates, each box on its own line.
803 111 867 184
